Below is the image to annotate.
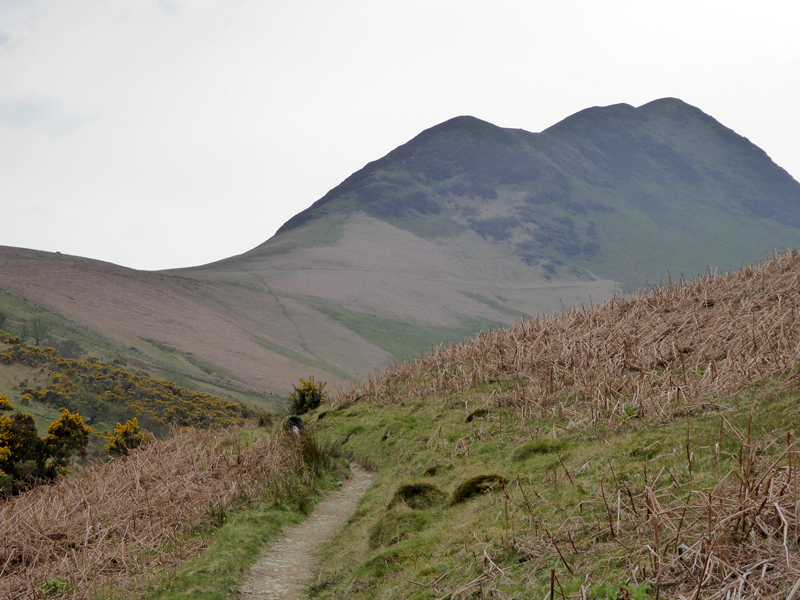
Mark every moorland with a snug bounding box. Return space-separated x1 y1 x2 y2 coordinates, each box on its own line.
5 248 800 599
2 97 800 599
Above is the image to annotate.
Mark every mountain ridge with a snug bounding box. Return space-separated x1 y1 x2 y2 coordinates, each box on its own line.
273 97 799 288
1 98 798 399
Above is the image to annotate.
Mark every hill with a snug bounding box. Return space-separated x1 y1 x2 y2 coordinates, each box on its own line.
1 98 798 402
308 249 800 598
275 97 800 288
4 249 800 599
0 255 284 412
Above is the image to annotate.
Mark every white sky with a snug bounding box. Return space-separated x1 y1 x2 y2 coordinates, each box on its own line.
1 0 798 271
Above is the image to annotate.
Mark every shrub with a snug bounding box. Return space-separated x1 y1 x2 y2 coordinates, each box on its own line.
288 375 328 415
45 408 93 465
0 408 93 489
104 418 154 456
0 412 47 488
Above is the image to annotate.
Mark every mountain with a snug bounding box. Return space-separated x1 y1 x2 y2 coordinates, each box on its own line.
277 98 800 288
1 98 798 399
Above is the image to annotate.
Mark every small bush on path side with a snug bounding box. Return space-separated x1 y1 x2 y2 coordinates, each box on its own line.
288 375 328 415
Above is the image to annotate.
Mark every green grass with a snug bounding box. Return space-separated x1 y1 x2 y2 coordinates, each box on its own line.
140 504 305 600
305 379 800 598
318 305 497 362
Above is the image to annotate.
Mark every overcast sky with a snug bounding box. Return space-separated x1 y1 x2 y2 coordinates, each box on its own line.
2 0 798 271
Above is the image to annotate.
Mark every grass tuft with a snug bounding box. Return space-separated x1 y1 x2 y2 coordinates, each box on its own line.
450 473 506 505
390 482 447 509
512 438 566 461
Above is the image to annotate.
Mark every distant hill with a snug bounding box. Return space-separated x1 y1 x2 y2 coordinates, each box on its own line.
1 98 797 400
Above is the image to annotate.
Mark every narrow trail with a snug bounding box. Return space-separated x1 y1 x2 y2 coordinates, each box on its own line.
239 464 375 599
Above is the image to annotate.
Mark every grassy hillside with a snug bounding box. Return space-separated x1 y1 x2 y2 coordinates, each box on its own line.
0 287 282 414
0 329 258 444
306 249 800 599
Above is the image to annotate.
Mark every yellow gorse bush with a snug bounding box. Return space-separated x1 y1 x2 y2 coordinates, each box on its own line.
45 408 94 464
0 394 13 412
103 417 153 456
0 330 254 428
0 407 92 491
288 374 328 415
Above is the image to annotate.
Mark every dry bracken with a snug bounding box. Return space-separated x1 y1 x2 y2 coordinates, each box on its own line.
0 426 302 600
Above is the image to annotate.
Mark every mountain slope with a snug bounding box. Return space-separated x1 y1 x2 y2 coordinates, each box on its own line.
277 97 800 288
1 98 797 399
309 248 800 599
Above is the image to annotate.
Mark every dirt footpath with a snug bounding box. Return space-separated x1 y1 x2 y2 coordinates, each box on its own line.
238 464 375 599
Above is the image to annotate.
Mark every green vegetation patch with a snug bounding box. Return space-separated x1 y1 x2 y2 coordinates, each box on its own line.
312 383 800 598
144 507 303 600
511 438 567 461
368 508 434 551
318 305 495 361
390 482 447 510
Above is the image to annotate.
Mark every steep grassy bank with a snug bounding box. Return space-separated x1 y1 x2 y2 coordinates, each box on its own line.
310 250 800 599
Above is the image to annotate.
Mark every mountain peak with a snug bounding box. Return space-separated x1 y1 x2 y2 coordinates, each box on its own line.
639 96 695 111
273 98 800 290
418 114 500 136
541 97 712 137
390 114 519 160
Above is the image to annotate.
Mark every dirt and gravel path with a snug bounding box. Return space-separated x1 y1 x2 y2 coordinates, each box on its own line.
238 464 375 599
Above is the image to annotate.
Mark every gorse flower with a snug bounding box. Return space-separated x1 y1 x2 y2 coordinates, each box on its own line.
104 418 154 456
288 375 328 415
